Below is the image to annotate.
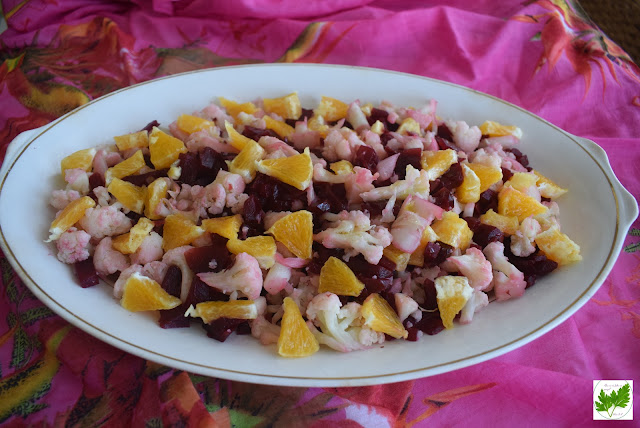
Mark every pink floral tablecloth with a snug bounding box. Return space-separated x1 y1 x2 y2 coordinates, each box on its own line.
1 0 639 426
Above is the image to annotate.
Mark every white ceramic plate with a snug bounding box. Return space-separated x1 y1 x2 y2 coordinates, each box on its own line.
0 64 637 387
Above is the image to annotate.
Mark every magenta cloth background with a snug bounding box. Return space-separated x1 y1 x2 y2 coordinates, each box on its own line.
1 0 639 426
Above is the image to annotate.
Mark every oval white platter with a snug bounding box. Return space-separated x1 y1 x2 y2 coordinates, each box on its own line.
0 64 637 387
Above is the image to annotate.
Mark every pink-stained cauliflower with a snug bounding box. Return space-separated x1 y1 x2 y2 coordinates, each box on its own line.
289 119 321 150
93 237 129 277
79 205 133 240
360 165 430 202
130 232 164 265
49 189 81 210
314 210 392 265
197 252 263 300
510 217 542 257
394 293 420 323
390 196 443 253
483 241 527 301
306 292 384 352
263 262 291 295
186 129 238 154
344 167 378 204
92 186 112 206
459 289 489 324
444 247 493 291
64 168 90 194
346 101 370 131
56 228 91 264
322 128 364 162
446 120 482 153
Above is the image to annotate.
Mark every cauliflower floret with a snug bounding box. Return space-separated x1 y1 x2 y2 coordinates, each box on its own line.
360 165 430 202
64 168 90 194
79 205 133 240
344 166 378 204
250 315 281 345
56 228 91 264
162 246 195 302
390 196 442 253
314 210 392 265
197 252 263 300
49 189 81 210
263 262 291 295
394 293 419 323
306 292 384 352
459 289 489 324
510 217 541 257
483 241 526 301
93 237 129 277
322 128 365 162
130 231 163 265
443 247 493 291
446 120 481 153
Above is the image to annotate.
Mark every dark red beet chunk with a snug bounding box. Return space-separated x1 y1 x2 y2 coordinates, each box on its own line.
394 148 422 179
380 131 395 146
423 242 453 268
185 236 232 274
242 194 265 227
472 223 504 248
309 182 348 217
88 173 105 192
431 185 455 210
307 244 345 275
347 255 394 297
74 258 99 288
501 167 514 182
474 189 499 216
242 126 281 141
178 147 227 186
422 278 438 310
161 265 182 298
123 169 169 187
140 120 160 133
285 108 313 127
353 145 379 172
367 108 389 126
186 277 229 306
159 306 190 329
247 173 307 212
439 163 464 189
413 313 445 336
506 148 530 169
436 123 454 142
202 318 248 342
506 250 558 288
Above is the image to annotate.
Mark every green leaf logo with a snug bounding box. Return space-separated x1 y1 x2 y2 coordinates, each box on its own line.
595 383 631 418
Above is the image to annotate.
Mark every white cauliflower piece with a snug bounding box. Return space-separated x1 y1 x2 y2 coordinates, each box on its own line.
314 210 392 265
483 241 526 301
306 292 384 352
360 165 430 202
197 252 263 300
444 247 493 291
394 293 419 323
459 289 489 324
510 217 541 257
446 120 481 153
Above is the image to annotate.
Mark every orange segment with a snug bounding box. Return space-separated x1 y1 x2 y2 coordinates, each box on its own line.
430 211 473 250
535 226 582 266
361 293 408 339
479 209 519 235
532 170 568 199
227 235 276 269
189 300 258 323
318 256 364 297
505 172 538 193
218 97 258 119
263 115 295 139
397 117 421 135
329 160 354 175
421 149 458 180
202 214 243 240
479 120 522 138
314 96 349 122
114 131 149 151
162 214 204 251
266 210 313 259
227 138 265 182
144 177 169 220
120 272 182 312
112 217 154 254
105 150 146 185
176 114 216 134
408 225 438 266
383 245 411 272
224 121 254 151
107 177 145 214
278 297 319 358
48 196 96 241
498 186 548 222
262 92 302 120
149 127 187 169
467 163 502 193
435 276 473 329
256 147 313 190
456 163 481 204
60 148 96 176
308 115 330 138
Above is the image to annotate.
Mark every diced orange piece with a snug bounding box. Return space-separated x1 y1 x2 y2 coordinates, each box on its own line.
219 97 258 119
421 149 458 180
176 114 216 134
314 96 349 122
435 276 473 329
162 214 204 251
227 235 276 269
227 138 265 182
112 217 154 254
189 300 258 324
329 160 354 175
408 225 438 266
114 131 149 151
149 127 187 169
278 297 319 358
105 150 145 185
505 172 538 194
60 148 96 176
479 209 519 235
256 147 313 190
107 177 145 214
263 115 295 139
318 256 364 297
456 163 481 204
266 210 313 259
479 120 522 138
467 163 503 193
223 121 254 151
144 177 169 220
498 186 548 222
383 245 411 272
532 170 568 199
48 196 96 241
535 226 582 266
430 211 473 250
361 293 408 339
308 115 330 138
397 117 421 135
262 92 302 120
202 214 243 240
370 120 384 135
120 272 182 312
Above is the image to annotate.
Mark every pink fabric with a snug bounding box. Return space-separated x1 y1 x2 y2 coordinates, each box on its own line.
1 0 639 426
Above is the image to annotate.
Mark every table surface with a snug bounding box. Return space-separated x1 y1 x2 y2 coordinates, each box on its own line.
1 0 639 426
